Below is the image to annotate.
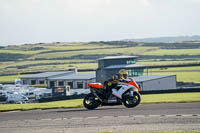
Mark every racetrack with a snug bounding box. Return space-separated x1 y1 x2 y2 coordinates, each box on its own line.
0 102 200 133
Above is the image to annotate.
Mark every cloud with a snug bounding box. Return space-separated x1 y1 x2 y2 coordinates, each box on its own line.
0 0 200 45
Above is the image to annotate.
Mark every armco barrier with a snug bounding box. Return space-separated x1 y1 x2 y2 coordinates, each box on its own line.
140 88 200 94
38 94 87 103
38 88 200 103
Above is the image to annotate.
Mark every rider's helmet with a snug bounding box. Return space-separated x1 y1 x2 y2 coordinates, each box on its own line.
119 69 128 79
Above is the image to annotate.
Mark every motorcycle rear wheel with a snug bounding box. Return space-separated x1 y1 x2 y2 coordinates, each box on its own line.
83 93 101 110
122 91 141 108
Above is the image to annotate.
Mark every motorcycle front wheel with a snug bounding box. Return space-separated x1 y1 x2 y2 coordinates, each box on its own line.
122 91 141 108
83 93 101 110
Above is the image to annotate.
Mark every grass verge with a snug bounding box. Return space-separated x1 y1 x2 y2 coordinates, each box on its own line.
0 92 200 112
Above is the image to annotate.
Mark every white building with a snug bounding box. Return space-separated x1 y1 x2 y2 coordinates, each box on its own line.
132 75 176 91
96 56 177 91
21 70 96 89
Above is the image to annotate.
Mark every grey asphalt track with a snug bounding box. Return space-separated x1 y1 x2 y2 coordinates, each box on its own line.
0 102 200 133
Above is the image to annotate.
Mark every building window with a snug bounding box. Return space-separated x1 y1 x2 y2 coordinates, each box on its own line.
58 81 64 86
50 81 55 88
77 82 83 89
67 82 73 89
39 80 45 84
126 59 136 65
85 82 88 89
127 69 144 77
31 80 36 85
23 80 27 85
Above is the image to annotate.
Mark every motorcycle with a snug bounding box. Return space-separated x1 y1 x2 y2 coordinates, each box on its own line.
83 79 141 110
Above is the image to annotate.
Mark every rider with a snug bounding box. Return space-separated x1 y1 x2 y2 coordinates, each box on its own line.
104 69 128 98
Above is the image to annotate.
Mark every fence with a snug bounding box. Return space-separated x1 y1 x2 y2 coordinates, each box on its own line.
38 88 200 103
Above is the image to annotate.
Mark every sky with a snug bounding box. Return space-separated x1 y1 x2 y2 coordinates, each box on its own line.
0 0 200 46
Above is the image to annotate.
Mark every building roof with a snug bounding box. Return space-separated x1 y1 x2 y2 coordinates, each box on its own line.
21 71 73 79
98 55 138 61
104 64 145 70
49 73 96 80
131 75 176 82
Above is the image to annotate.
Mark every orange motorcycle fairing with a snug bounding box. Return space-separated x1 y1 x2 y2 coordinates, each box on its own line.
88 83 104 89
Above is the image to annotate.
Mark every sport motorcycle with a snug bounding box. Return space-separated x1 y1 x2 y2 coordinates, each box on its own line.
83 79 141 110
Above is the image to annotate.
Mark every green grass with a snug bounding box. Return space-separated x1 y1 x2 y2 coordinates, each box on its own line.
138 60 200 66
0 59 96 74
141 65 200 83
149 66 200 71
141 92 200 104
0 74 29 83
148 72 200 83
29 46 157 59
1 42 200 75
1 64 200 83
0 99 83 112
0 49 47 55
42 43 116 51
0 92 200 112
1 42 200 83
141 48 200 55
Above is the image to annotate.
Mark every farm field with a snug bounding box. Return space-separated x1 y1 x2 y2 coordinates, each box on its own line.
0 41 200 83
141 48 200 55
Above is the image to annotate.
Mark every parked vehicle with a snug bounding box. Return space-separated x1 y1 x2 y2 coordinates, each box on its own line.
83 79 141 109
0 91 7 101
0 84 3 90
6 92 29 104
25 92 36 101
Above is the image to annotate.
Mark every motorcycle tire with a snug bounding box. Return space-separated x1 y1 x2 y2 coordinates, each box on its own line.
122 91 141 108
83 93 101 110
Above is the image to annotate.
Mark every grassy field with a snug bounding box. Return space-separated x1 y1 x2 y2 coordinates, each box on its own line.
29 46 157 59
141 48 200 55
0 41 200 83
0 99 83 112
148 66 200 71
147 71 200 83
0 74 29 83
0 92 200 112
138 60 200 66
1 65 200 83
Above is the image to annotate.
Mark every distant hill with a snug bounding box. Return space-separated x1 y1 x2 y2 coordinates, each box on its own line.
0 40 200 75
124 35 200 43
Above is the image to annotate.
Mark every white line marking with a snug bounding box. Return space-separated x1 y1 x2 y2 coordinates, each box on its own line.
54 118 62 121
182 114 193 117
102 116 115 119
133 115 145 118
149 115 161 117
71 117 83 120
37 114 200 121
41 119 52 121
166 115 177 117
118 115 129 118
85 117 99 119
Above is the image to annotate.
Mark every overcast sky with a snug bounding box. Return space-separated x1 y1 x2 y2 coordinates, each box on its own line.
0 0 200 46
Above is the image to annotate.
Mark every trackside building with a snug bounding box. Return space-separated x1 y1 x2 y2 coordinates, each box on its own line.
132 75 176 91
96 56 176 91
21 70 95 89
